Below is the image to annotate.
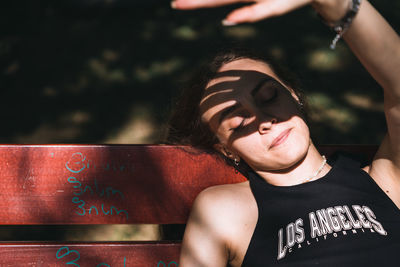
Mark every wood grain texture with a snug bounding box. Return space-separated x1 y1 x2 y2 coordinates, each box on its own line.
0 145 377 225
0 145 378 266
0 241 180 267
0 145 244 225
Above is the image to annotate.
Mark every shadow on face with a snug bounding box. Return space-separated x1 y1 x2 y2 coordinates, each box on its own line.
199 68 305 150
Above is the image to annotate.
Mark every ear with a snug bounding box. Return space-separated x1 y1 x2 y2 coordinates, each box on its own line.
213 143 235 159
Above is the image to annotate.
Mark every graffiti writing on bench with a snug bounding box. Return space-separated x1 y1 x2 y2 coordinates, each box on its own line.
56 246 126 267
68 177 124 199
157 261 178 267
56 246 179 266
66 152 135 173
65 152 129 219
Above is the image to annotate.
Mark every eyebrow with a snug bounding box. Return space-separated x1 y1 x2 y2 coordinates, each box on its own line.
217 77 274 124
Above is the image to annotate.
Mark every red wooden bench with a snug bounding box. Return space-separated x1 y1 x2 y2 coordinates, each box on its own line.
0 144 377 266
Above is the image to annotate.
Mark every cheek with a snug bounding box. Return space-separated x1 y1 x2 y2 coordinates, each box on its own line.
230 133 267 162
279 119 311 163
287 117 310 149
286 125 310 157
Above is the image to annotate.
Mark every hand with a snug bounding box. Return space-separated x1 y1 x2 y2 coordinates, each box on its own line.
171 0 351 25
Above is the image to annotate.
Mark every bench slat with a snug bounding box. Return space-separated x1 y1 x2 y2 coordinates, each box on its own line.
0 145 377 225
0 241 180 267
0 145 243 224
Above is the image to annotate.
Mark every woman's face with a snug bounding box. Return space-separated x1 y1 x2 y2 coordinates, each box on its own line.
200 58 311 172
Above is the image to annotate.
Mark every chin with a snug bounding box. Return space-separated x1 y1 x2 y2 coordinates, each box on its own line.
270 138 310 170
249 149 307 172
241 130 311 172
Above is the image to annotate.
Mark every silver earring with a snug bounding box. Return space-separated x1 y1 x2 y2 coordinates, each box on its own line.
234 158 240 166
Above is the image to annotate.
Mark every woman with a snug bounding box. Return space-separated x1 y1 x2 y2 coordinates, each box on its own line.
168 0 400 266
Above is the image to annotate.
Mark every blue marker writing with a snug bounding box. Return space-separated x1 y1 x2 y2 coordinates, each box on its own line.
158 260 179 267
56 246 81 267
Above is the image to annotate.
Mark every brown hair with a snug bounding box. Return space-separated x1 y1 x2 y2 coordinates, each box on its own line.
165 47 307 172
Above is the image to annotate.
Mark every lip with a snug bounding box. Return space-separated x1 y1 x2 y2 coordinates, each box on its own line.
270 128 292 148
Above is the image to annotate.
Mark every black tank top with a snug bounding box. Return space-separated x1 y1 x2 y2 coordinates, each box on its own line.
241 155 400 266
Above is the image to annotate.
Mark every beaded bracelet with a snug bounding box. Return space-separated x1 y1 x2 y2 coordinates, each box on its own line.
323 0 362 49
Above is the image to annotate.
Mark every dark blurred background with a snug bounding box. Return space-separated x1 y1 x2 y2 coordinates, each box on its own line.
0 0 398 240
1 0 399 145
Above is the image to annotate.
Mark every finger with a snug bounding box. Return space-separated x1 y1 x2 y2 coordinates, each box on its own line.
172 0 252 10
223 0 312 24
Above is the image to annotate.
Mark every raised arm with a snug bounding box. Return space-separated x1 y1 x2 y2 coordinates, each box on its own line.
179 188 230 267
334 1 400 207
171 0 399 94
339 1 400 93
172 0 400 206
314 1 400 205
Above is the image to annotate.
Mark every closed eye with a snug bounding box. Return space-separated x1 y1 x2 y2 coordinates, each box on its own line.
254 81 280 106
230 119 245 132
259 88 277 104
228 113 255 132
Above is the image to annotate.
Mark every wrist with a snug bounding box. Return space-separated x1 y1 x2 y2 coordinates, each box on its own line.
312 0 352 24
315 0 362 49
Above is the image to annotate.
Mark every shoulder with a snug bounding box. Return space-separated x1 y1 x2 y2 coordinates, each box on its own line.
196 181 252 201
193 182 254 215
190 181 256 239
180 182 256 266
192 181 254 213
361 136 400 208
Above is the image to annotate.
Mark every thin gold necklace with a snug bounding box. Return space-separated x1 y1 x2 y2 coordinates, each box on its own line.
302 155 327 183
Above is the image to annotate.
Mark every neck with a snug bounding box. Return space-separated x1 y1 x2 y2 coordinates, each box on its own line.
255 143 331 186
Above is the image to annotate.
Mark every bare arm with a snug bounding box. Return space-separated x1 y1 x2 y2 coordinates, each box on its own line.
172 0 400 204
179 188 230 267
338 1 400 205
171 0 400 108
341 1 400 95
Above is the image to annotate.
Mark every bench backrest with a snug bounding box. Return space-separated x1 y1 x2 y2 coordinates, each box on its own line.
0 144 377 266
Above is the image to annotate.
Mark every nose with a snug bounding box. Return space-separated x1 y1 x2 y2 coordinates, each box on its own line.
258 117 277 134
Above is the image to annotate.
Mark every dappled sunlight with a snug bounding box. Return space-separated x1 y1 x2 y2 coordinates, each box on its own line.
60 111 91 125
223 25 258 39
66 225 160 241
1 0 394 146
14 111 92 143
134 58 184 82
344 92 384 111
102 49 120 62
88 58 127 83
103 105 157 144
307 48 348 71
14 123 83 143
0 0 396 243
308 93 358 133
173 25 199 40
85 49 126 84
268 46 286 60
